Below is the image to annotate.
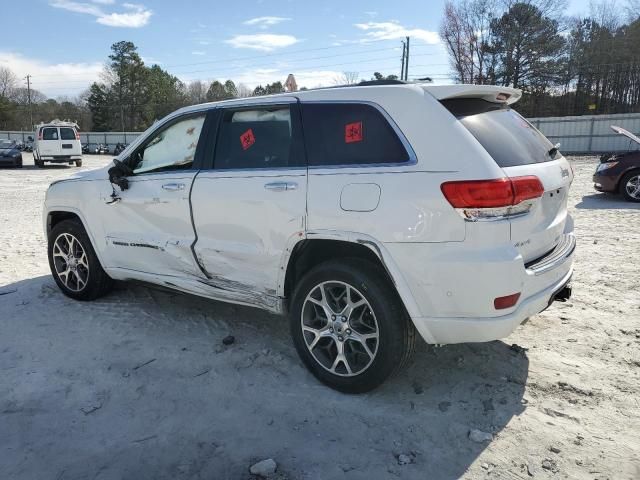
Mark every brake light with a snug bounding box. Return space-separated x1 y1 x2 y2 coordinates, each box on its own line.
38 130 42 140
75 130 80 140
441 176 544 220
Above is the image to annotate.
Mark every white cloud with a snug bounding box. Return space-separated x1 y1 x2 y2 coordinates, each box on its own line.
191 51 206 56
354 21 440 44
0 51 103 98
225 34 299 52
243 16 291 29
49 0 152 28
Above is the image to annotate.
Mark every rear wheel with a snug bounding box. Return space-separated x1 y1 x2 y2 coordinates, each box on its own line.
290 258 416 393
75 159 82 167
620 170 640 202
48 219 113 300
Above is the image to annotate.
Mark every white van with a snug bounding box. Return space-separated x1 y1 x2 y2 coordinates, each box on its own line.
33 122 83 168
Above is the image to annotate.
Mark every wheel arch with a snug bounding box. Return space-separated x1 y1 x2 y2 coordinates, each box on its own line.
45 207 106 268
280 232 425 331
617 166 640 192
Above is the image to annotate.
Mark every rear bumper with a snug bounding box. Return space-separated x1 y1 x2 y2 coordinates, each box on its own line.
385 231 576 344
39 155 82 163
411 268 573 344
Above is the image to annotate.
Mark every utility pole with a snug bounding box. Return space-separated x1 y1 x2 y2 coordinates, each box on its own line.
404 36 410 81
25 75 33 129
400 40 406 80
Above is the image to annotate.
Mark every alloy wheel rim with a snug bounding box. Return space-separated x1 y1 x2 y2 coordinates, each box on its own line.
52 233 89 292
301 281 379 377
625 175 640 199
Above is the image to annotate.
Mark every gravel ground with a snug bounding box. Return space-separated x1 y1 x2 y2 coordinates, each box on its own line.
1 154 639 480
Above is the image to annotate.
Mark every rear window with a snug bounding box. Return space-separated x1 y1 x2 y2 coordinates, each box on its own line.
60 127 77 140
442 99 555 167
301 103 409 166
42 128 58 140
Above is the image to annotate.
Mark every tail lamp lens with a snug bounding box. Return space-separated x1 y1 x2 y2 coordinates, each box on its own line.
441 176 544 220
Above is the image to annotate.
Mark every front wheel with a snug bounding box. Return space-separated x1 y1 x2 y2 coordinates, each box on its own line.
290 259 416 393
620 170 640 202
75 160 82 167
48 219 114 300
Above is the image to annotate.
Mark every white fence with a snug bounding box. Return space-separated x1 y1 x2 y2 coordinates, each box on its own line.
2 112 639 154
529 113 640 154
0 131 142 149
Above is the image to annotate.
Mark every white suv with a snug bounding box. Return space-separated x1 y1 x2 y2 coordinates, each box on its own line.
43 83 575 392
34 122 83 168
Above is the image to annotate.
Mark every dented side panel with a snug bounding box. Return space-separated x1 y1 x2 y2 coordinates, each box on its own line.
96 172 205 277
190 170 307 304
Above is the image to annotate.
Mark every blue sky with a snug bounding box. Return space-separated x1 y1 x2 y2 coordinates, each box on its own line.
1 0 592 98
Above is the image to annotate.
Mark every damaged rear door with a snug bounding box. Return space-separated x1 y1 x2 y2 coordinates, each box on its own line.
98 110 212 278
190 98 306 309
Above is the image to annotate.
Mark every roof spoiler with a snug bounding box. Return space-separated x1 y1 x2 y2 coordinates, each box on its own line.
423 85 522 105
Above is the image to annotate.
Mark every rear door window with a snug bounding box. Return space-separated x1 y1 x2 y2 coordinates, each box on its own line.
213 105 304 169
301 103 409 166
59 128 76 140
442 99 555 167
42 128 58 140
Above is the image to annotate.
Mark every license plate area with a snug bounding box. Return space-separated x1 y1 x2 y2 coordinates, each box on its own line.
62 144 73 149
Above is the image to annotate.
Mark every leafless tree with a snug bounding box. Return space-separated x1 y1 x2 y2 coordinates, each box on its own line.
0 66 17 99
236 83 253 98
440 0 498 84
333 71 360 85
186 80 207 104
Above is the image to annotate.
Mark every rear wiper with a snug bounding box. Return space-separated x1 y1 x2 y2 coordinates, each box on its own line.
548 143 561 158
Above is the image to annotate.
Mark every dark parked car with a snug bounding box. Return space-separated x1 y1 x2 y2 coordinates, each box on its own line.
0 139 23 168
594 126 640 202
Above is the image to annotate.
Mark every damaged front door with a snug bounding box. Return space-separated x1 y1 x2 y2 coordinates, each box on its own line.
99 112 209 279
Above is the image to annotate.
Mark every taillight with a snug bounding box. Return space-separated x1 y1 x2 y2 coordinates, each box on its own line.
75 130 80 140
38 131 42 140
441 176 544 221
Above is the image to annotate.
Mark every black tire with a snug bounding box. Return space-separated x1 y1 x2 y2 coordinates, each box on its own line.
290 258 416 393
48 219 113 300
17 160 23 168
619 170 640 202
75 160 83 167
35 156 44 168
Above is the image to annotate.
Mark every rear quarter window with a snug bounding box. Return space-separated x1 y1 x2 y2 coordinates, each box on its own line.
301 103 409 166
59 128 77 140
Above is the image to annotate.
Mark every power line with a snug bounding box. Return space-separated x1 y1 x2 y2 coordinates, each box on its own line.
28 39 443 79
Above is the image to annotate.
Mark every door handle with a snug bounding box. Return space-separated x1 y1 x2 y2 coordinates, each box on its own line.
162 183 185 191
264 181 298 192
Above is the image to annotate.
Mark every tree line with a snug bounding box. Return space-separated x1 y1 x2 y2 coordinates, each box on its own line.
0 41 292 132
440 0 640 117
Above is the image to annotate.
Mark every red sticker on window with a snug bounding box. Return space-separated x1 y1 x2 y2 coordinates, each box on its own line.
345 121 363 143
240 128 255 150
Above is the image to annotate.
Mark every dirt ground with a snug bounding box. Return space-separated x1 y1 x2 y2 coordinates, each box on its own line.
1 154 638 480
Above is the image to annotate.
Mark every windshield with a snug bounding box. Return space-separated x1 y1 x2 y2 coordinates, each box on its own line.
442 98 555 167
0 140 14 148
